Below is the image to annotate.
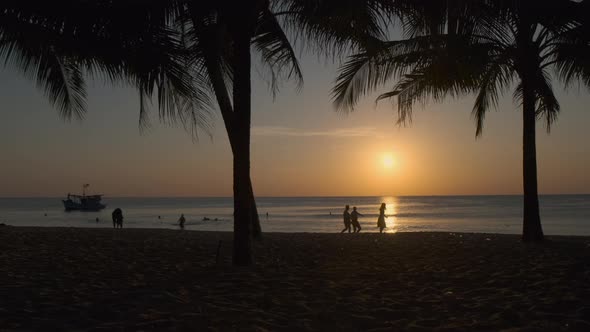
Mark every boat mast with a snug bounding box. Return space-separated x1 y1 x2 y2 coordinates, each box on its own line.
83 183 89 196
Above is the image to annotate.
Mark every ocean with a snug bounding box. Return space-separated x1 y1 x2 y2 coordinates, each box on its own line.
0 195 589 235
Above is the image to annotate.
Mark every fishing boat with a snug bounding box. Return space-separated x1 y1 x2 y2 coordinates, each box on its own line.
62 184 106 211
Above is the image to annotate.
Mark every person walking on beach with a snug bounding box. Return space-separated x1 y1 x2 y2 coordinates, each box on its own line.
340 205 352 233
112 208 123 229
351 206 363 233
178 214 186 230
377 203 387 233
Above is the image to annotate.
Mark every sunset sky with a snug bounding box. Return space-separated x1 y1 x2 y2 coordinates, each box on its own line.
1 52 589 197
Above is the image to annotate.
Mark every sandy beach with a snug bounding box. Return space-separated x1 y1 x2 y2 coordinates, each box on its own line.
1 227 589 331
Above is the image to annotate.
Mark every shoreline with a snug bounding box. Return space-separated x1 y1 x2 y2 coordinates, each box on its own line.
4 224 590 238
1 227 589 330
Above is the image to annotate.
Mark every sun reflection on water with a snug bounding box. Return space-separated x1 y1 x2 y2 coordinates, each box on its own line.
380 196 399 233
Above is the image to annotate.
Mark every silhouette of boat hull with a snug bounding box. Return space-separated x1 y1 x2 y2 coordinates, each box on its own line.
62 194 106 211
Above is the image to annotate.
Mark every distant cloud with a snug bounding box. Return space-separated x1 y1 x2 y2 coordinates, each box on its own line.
252 126 378 138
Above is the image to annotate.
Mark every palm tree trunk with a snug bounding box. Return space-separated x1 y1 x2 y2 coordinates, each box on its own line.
231 23 254 266
200 36 262 240
521 77 544 242
516 10 544 243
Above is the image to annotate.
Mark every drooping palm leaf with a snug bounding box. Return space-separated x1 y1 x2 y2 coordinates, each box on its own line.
0 0 213 137
253 7 304 96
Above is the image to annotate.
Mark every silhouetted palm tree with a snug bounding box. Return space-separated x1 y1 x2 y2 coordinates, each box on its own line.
178 0 310 242
176 0 396 265
177 0 306 265
333 0 590 242
1 0 305 265
0 1 210 131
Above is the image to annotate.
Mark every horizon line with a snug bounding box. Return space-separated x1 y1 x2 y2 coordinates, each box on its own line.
1 193 589 199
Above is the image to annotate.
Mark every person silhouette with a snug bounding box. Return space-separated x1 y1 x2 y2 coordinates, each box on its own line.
178 214 186 230
377 203 387 233
340 205 352 233
350 206 363 233
112 208 123 229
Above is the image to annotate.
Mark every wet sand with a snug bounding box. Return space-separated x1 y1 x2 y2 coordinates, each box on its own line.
1 227 589 331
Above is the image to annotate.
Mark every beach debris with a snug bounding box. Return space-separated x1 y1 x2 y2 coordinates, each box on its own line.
485 238 491 241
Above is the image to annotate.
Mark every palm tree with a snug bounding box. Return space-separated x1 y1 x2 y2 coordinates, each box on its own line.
1 0 302 265
333 0 590 242
0 0 210 133
175 0 303 265
175 0 396 265
178 0 309 241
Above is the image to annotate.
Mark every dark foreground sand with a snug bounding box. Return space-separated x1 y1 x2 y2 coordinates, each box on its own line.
1 227 589 331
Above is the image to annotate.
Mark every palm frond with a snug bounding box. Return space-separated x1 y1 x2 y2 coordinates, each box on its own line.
0 38 87 120
552 32 590 89
182 7 237 124
332 47 384 112
275 0 395 58
253 8 304 96
471 51 516 136
332 36 448 112
1 0 213 136
534 68 560 132
138 89 152 135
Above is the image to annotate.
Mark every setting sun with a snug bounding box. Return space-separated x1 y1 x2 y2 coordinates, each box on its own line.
382 153 395 168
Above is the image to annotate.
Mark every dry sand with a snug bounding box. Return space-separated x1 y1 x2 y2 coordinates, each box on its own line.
1 227 590 331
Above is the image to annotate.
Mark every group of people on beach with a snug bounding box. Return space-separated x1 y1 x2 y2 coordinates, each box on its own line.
341 203 387 233
110 209 187 230
111 206 389 233
112 208 123 228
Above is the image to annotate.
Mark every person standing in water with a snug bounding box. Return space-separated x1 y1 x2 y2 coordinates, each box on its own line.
377 203 387 233
340 205 352 233
350 206 363 233
112 208 123 229
178 214 186 230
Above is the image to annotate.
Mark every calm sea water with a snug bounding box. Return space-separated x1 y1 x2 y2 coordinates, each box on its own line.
0 196 588 235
